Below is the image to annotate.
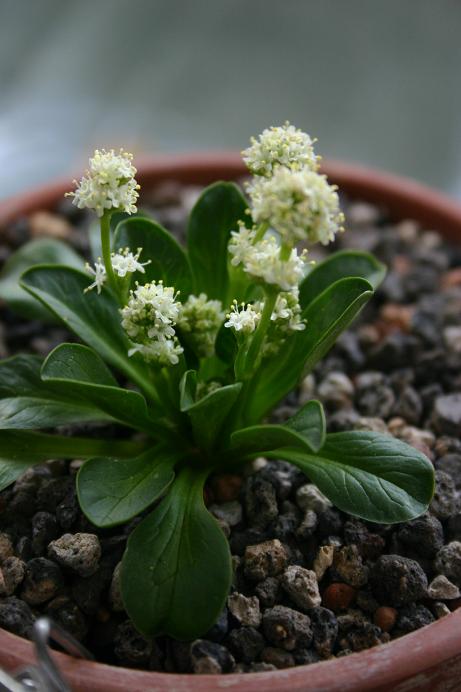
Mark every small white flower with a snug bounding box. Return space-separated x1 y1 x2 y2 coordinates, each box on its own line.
84 259 106 294
111 247 151 278
121 280 183 366
228 227 308 291
67 149 140 217
224 301 261 334
128 339 183 366
177 293 224 357
228 224 256 267
248 167 344 246
242 122 319 177
271 290 306 332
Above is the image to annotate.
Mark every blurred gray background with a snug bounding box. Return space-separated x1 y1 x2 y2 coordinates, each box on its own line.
1 0 461 199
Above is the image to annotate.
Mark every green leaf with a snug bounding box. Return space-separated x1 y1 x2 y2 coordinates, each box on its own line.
230 424 315 457
0 238 83 321
41 344 164 435
299 250 386 309
0 430 145 491
180 372 242 450
231 401 325 456
114 216 193 296
284 400 326 452
246 277 373 421
179 369 197 410
121 467 232 639
77 447 177 527
0 355 111 429
273 431 435 523
187 182 248 301
20 265 151 396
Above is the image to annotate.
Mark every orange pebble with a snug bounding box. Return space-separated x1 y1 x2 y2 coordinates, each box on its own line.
374 606 398 632
322 583 356 611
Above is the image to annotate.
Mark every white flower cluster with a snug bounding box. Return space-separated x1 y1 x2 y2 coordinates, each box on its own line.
229 224 308 291
242 122 319 177
84 247 149 293
225 301 261 334
111 247 151 278
67 149 140 217
120 281 183 365
270 290 305 332
177 293 224 358
248 167 344 247
224 290 305 356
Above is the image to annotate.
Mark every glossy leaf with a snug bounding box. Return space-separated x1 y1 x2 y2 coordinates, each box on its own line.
0 355 110 429
20 265 151 395
273 431 435 523
187 182 248 301
180 372 242 450
231 401 325 456
114 216 193 296
0 430 145 492
41 344 165 434
283 400 326 452
77 447 177 527
0 238 83 321
121 467 232 639
299 250 386 309
246 277 373 421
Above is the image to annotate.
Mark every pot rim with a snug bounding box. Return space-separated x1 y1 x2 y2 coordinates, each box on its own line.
1 153 461 691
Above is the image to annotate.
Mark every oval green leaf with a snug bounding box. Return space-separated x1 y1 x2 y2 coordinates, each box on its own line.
274 431 435 523
299 250 386 309
121 467 232 639
77 447 177 527
20 265 152 397
187 181 248 302
0 238 83 322
114 216 193 296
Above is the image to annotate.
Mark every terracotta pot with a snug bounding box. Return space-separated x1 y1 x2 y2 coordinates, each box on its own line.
0 155 461 692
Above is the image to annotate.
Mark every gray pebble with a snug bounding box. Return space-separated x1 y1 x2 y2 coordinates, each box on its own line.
433 393 461 436
48 533 101 577
0 557 25 596
333 545 369 587
262 605 312 651
434 541 461 586
281 565 321 610
427 575 460 600
190 639 235 674
430 471 459 520
227 593 261 627
370 555 428 605
210 501 242 527
296 484 332 513
244 540 288 581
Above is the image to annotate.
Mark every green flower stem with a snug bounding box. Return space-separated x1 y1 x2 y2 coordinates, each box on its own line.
253 222 269 243
100 212 119 296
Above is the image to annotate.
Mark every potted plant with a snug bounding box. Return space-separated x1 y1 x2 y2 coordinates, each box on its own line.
0 126 459 691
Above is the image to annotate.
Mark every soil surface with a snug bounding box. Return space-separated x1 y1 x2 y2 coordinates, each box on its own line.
0 183 461 674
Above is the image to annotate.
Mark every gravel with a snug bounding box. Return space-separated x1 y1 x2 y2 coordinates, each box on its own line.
1 190 461 673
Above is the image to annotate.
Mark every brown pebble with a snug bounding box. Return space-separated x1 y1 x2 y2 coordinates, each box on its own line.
322 583 356 611
211 474 243 503
373 606 397 632
441 268 461 289
29 211 73 240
